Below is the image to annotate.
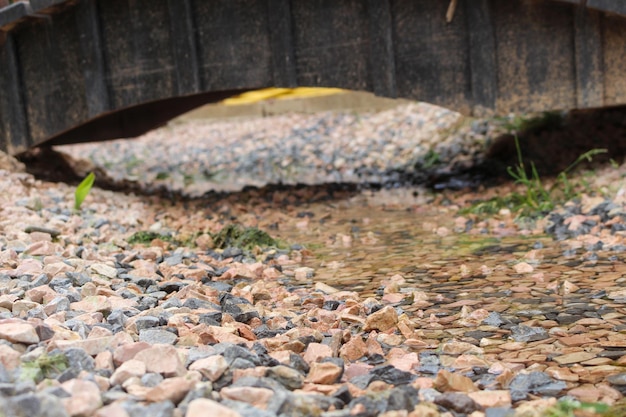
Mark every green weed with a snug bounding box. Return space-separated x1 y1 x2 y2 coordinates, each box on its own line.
462 136 606 219
422 149 441 169
544 398 608 417
500 111 565 135
74 172 95 211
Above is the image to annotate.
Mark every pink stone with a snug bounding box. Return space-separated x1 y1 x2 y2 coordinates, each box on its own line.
363 306 398 332
145 376 194 404
220 386 274 409
94 403 131 417
186 399 242 417
0 344 21 370
133 344 186 377
305 362 343 384
52 337 115 356
25 285 57 304
339 336 367 362
112 342 151 366
388 352 419 372
189 355 228 381
24 241 59 256
467 390 512 408
61 379 103 417
343 363 373 381
110 359 146 386
0 320 39 344
70 296 112 313
302 343 333 364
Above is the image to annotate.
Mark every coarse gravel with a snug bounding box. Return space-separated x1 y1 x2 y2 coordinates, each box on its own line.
2 101 626 417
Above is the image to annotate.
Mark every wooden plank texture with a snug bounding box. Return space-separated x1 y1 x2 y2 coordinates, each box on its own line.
191 0 271 91
291 0 370 90
391 0 471 112
492 0 576 113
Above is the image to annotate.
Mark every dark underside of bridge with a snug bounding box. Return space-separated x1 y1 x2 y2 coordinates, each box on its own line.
1 0 626 155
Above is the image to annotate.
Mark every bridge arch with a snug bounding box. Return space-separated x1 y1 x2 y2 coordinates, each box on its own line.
1 0 626 154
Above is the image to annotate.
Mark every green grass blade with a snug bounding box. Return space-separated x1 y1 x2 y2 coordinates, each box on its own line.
74 172 95 211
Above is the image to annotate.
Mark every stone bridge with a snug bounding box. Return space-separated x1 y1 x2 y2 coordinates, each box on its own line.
1 0 626 154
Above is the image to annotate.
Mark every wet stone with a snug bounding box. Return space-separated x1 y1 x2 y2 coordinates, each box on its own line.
607 373 626 386
434 392 480 414
266 365 304 391
369 365 414 385
483 312 506 327
510 325 549 342
508 372 567 401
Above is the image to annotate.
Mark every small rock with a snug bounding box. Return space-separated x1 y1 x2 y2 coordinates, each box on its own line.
305 362 343 384
110 359 146 386
434 392 480 414
364 306 398 332
186 398 242 417
339 335 367 362
266 365 304 390
139 329 177 345
89 263 118 279
0 344 21 370
434 369 477 393
0 320 39 344
134 345 186 377
145 376 195 404
220 386 274 409
513 262 534 274
553 351 596 365
467 390 512 408
510 325 549 343
61 379 103 417
303 343 332 364
189 355 228 381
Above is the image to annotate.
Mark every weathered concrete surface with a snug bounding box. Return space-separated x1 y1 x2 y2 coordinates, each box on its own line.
1 0 626 154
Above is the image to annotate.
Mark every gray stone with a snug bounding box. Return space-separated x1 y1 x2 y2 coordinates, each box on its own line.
216 343 260 366
46 296 70 313
509 371 567 401
5 392 69 417
123 400 175 417
229 357 255 370
482 311 505 327
266 365 304 390
138 329 177 345
486 407 515 417
141 372 164 388
161 297 182 309
134 316 160 331
107 309 128 327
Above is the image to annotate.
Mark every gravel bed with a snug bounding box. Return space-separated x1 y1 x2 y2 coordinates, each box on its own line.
4 102 626 417
58 102 496 195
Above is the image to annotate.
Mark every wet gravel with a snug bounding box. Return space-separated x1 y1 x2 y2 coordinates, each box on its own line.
3 101 626 416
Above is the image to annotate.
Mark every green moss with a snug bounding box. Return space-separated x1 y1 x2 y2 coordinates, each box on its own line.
127 231 176 245
212 224 286 251
20 353 68 383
